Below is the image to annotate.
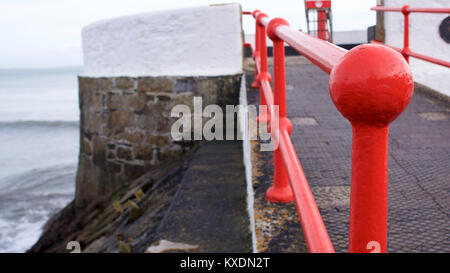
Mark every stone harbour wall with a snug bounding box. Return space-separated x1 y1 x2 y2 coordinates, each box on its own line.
76 74 242 208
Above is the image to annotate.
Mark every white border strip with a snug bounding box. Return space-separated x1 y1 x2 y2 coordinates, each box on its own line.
238 75 258 253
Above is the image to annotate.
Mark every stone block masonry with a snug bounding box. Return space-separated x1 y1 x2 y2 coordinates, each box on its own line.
76 74 242 208
74 3 244 209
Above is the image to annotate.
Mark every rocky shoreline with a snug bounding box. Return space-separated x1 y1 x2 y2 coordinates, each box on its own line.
28 145 197 253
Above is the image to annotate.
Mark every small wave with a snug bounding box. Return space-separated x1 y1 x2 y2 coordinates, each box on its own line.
0 120 79 129
0 192 74 252
0 164 76 195
0 164 75 252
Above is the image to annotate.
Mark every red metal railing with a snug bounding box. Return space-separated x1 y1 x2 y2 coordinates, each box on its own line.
244 10 414 253
371 5 450 67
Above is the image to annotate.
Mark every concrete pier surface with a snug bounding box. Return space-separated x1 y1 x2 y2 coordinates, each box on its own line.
246 56 450 253
156 140 252 252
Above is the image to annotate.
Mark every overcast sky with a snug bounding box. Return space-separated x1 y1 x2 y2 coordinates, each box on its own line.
0 0 376 69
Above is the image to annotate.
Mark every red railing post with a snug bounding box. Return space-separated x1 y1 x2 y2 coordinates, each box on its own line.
251 10 261 88
265 18 294 203
329 44 414 253
401 5 411 63
317 9 327 40
255 12 271 124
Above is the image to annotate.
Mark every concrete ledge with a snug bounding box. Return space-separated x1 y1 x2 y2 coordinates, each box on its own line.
156 141 251 252
414 81 450 109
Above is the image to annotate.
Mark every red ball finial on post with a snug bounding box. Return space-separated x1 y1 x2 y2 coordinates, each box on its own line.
252 9 261 18
267 18 289 41
330 44 413 126
255 12 268 26
329 44 413 253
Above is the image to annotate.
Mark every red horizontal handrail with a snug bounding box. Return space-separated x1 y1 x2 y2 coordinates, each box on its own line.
249 10 347 74
371 6 450 13
370 5 450 67
244 11 333 252
260 79 274 109
407 49 450 68
251 47 335 253
274 25 347 74
278 129 334 252
254 55 261 75
244 9 414 253
371 40 450 68
245 10 336 253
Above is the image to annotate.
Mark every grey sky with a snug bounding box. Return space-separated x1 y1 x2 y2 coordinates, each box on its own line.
0 0 376 69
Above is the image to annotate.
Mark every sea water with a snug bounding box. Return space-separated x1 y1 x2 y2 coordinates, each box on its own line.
0 67 81 252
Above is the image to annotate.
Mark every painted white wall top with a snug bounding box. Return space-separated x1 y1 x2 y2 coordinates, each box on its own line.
384 0 450 96
82 4 243 77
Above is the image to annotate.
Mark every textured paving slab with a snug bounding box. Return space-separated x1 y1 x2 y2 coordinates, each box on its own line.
156 140 252 252
246 57 450 253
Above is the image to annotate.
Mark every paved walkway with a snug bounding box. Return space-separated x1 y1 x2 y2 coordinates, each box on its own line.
247 57 450 253
157 140 252 252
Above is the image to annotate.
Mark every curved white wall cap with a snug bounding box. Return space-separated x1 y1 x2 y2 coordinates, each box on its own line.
81 4 243 77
